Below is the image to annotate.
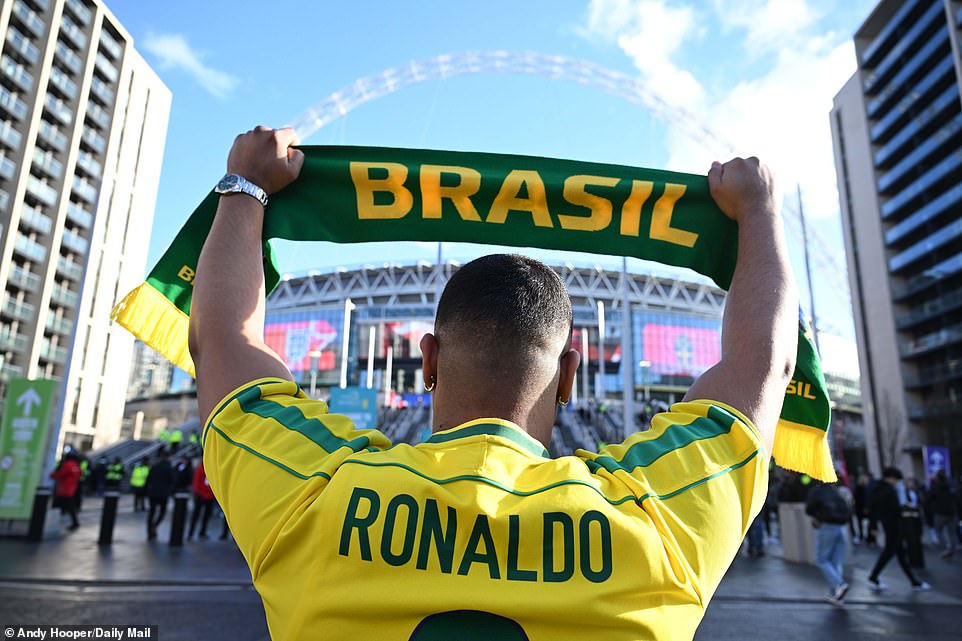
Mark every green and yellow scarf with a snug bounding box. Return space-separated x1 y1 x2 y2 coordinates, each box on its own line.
112 146 836 481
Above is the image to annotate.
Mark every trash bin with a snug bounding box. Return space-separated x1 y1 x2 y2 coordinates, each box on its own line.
778 502 816 564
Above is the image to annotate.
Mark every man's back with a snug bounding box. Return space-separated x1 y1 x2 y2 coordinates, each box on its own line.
204 378 766 641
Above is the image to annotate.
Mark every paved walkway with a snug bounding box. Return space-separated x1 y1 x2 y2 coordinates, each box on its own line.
1 496 960 609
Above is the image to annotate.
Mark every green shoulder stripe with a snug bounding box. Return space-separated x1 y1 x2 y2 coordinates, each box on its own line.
587 405 739 475
206 423 332 481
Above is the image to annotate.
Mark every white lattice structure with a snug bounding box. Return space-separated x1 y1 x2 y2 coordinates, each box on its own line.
286 50 851 315
268 262 725 319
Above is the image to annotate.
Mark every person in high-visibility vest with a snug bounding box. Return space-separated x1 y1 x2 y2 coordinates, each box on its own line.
158 428 171 444
104 457 125 491
129 458 151 512
169 428 184 449
189 430 200 446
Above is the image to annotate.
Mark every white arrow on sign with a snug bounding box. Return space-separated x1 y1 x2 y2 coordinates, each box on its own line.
16 388 41 416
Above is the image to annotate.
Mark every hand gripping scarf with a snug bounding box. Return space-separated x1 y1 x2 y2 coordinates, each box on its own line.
112 146 836 481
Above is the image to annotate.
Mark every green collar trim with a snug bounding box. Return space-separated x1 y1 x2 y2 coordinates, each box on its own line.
425 419 550 458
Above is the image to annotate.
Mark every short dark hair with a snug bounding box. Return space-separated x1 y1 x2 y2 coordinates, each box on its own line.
435 254 572 356
882 466 903 481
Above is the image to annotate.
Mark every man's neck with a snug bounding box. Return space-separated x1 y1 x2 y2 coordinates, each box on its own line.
432 405 552 446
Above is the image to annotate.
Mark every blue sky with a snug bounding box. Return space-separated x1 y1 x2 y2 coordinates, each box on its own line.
107 0 876 353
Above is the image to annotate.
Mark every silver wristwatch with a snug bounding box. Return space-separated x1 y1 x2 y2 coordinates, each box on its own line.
214 173 269 207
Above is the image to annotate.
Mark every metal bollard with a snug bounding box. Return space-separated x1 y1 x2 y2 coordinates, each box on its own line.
26 488 52 542
98 491 119 546
169 492 190 547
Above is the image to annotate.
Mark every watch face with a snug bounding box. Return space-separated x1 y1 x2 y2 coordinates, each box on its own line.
217 174 240 192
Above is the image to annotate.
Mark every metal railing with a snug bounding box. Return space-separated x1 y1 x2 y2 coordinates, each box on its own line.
94 53 118 83
61 229 89 254
86 102 111 129
81 126 106 153
50 286 79 308
76 151 102 178
901 322 962 358
0 189 9 212
59 15 87 49
37 119 68 152
0 85 29 121
55 40 82 74
0 123 23 150
897 286 962 329
39 340 68 364
0 329 29 353
0 154 15 180
14 232 47 262
19 205 53 234
72 176 98 203
45 315 74 335
8 265 41 293
57 256 84 280
5 27 41 66
2 294 36 322
0 54 34 92
904 359 962 388
32 150 64 179
26 175 58 207
99 31 123 60
89 76 114 105
12 0 46 38
48 65 78 100
64 0 93 25
44 94 73 126
66 202 93 228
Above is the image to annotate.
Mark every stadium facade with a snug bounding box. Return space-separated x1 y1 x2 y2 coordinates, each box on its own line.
831 0 962 475
123 260 865 469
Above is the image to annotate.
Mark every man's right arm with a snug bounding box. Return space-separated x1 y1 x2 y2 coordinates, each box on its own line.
683 157 799 453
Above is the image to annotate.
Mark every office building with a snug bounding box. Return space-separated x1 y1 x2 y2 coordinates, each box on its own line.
0 0 171 450
831 0 962 474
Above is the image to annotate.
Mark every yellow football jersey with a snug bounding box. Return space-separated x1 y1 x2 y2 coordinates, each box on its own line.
204 378 768 641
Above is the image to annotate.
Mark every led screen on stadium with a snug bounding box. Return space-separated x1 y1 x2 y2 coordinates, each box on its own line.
264 308 351 384
634 312 721 380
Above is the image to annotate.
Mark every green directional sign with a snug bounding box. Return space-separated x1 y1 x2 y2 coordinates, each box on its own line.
0 378 58 519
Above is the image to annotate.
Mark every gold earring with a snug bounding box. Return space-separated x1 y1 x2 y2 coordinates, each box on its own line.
424 376 436 392
557 395 569 407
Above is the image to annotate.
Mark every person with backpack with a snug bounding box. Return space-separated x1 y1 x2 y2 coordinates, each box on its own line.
806 478 853 604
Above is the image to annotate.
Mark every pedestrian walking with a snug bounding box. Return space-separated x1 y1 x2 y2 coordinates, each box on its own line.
145 449 174 541
129 458 150 512
929 470 957 560
50 453 82 531
169 427 184 451
188 462 216 539
852 472 869 544
902 477 925 568
806 479 852 604
867 467 930 591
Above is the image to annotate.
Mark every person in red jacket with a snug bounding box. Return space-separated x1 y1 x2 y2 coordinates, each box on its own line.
188 461 216 540
50 452 81 531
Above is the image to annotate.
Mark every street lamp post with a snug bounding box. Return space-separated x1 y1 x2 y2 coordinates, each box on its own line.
384 346 394 407
639 360 651 401
596 300 606 401
366 326 376 388
308 350 321 398
580 328 589 405
340 299 356 389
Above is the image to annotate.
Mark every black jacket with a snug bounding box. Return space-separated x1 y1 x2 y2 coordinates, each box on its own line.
145 460 174 499
869 480 901 531
805 483 852 525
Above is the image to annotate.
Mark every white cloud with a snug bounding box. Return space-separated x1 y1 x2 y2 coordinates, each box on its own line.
713 0 819 53
142 33 238 98
582 0 705 106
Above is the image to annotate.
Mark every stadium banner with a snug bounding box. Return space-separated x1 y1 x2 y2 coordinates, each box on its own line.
111 146 834 481
329 387 378 430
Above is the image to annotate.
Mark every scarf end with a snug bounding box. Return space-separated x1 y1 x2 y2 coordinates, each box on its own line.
111 282 196 378
772 418 837 482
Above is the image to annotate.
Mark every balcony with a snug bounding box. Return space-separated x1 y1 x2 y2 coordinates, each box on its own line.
863 2 944 98
0 85 29 121
66 202 92 228
32 151 64 180
64 0 93 26
8 265 42 293
37 120 68 152
99 31 123 60
904 359 962 388
0 188 8 212
885 181 962 246
0 123 23 151
901 322 962 358
870 57 954 144
45 314 74 336
48 66 78 100
0 362 25 379
26 175 58 207
877 114 962 194
59 15 87 50
75 151 101 178
85 102 111 129
908 399 962 420
898 287 962 329
81 127 106 154
889 218 962 273
5 27 41 66
39 340 68 364
2 295 36 322
56 257 84 281
89 76 114 105
50 286 79 308
94 53 118 83
54 41 82 74
0 329 29 353
61 229 89 254
19 205 53 234
72 176 98 203
44 94 73 126
859 0 923 67
881 149 962 220
12 0 46 38
0 55 34 93
0 154 15 180
892 251 962 300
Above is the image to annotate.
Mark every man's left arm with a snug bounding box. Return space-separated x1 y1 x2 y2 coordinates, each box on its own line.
188 127 304 424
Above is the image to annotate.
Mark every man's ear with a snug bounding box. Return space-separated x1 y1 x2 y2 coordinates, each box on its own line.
420 333 439 387
556 349 581 403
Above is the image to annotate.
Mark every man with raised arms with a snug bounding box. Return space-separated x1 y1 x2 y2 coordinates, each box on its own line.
190 126 797 641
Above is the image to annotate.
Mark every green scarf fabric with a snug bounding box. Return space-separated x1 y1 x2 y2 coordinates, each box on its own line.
112 146 835 480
